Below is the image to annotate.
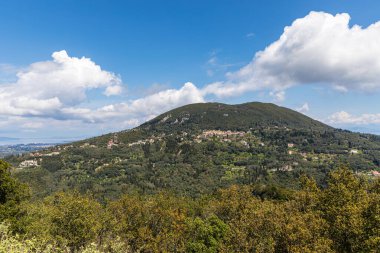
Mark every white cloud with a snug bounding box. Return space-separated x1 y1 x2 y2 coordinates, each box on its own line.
104 85 123 96
0 51 205 132
0 50 122 116
203 11 380 99
122 119 140 128
327 111 380 125
202 81 247 97
127 82 204 115
297 103 310 114
21 121 45 129
64 82 205 123
0 48 208 137
0 95 62 116
269 91 285 102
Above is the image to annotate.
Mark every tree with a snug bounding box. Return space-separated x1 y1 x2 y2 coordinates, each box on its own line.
109 192 189 252
41 156 64 172
26 192 107 252
320 167 369 253
362 178 380 251
186 215 229 253
0 160 29 232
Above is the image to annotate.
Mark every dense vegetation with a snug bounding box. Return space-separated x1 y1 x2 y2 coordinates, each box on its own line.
1 159 380 252
140 102 331 132
6 103 380 201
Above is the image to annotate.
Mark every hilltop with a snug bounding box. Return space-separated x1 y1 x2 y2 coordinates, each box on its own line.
6 102 380 200
141 102 331 132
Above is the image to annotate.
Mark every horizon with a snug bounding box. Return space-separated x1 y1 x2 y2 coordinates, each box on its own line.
2 1 380 142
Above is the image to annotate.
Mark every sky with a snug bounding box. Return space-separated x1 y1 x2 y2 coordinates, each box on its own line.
1 0 380 144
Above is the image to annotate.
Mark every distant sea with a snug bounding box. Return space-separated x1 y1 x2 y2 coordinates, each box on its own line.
345 126 380 136
0 137 79 146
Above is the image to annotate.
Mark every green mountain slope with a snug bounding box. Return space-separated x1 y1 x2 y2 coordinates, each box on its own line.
142 102 331 132
7 102 380 200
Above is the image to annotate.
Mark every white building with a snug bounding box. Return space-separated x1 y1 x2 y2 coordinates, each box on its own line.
19 160 38 168
288 143 295 148
349 149 359 155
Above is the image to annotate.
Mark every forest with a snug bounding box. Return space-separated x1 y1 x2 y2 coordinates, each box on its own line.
1 159 380 253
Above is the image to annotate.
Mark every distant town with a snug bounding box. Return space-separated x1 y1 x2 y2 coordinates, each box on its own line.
0 143 57 158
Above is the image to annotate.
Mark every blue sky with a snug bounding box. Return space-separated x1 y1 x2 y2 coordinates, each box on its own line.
1 0 380 143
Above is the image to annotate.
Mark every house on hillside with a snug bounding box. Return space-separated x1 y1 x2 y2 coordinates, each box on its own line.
107 134 119 149
19 160 38 168
44 151 60 156
349 149 359 155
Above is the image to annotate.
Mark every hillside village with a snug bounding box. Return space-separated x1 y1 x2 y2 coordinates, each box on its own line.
13 128 380 183
4 103 380 201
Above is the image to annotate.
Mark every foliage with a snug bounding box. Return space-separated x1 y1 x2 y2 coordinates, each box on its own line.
0 160 29 233
24 192 107 252
1 163 380 252
185 215 229 253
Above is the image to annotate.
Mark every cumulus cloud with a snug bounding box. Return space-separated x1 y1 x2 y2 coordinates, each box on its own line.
128 82 204 115
104 85 123 96
63 82 205 123
327 111 380 125
0 51 205 132
203 11 380 99
0 50 122 116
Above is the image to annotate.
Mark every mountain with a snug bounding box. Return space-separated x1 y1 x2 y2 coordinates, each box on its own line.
7 102 380 200
142 102 331 132
74 102 333 148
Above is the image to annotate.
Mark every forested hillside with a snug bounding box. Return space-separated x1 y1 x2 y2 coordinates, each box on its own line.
1 161 380 252
2 102 380 252
6 102 380 201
